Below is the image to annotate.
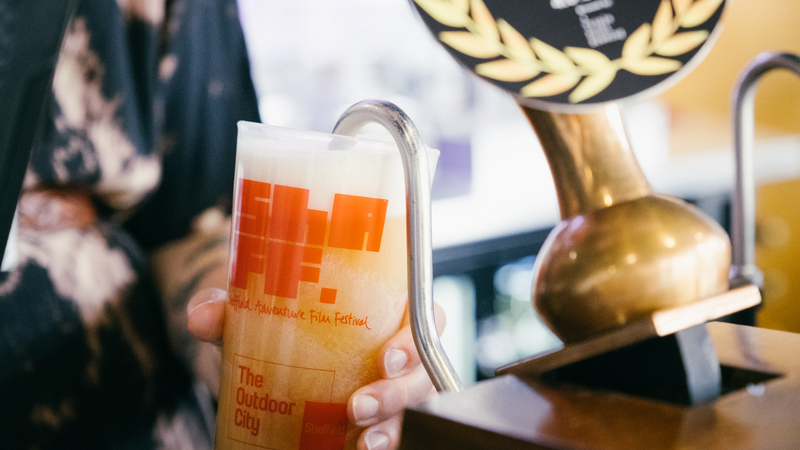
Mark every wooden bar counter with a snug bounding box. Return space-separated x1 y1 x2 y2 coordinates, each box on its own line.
400 322 800 449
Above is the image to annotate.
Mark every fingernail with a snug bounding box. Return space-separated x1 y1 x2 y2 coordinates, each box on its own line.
187 288 227 316
364 431 389 450
384 349 408 378
352 395 380 425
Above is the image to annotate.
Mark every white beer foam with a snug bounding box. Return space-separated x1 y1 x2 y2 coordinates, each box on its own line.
235 121 439 216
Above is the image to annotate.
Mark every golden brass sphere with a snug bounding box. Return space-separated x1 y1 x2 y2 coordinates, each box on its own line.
533 194 730 342
521 104 731 343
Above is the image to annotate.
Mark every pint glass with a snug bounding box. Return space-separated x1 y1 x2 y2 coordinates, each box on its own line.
214 121 438 450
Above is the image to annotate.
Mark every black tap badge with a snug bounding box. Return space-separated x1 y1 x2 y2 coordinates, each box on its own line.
411 0 725 111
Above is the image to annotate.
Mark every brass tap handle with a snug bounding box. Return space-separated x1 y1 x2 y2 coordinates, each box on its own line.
520 103 731 343
519 104 652 219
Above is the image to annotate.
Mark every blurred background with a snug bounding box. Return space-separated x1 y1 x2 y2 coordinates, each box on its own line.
237 0 800 386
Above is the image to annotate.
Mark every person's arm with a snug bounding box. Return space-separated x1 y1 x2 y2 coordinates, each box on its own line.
124 0 259 393
149 208 231 394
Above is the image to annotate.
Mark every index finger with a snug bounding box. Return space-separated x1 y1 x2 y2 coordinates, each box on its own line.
377 301 446 380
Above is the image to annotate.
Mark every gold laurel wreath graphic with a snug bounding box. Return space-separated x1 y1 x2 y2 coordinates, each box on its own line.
414 0 723 103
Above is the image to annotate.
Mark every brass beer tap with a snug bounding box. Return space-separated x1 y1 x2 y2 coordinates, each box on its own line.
520 104 731 343
405 0 750 401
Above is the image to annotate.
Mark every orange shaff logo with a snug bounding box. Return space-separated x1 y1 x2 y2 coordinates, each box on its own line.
230 179 389 304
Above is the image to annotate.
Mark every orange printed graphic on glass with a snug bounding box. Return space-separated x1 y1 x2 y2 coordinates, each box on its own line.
217 174 407 450
231 179 389 302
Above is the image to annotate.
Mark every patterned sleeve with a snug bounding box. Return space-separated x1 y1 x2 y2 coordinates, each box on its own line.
124 0 260 249
123 0 260 390
0 1 260 445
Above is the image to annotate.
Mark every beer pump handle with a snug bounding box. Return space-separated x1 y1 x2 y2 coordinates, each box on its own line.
333 100 465 393
730 51 800 289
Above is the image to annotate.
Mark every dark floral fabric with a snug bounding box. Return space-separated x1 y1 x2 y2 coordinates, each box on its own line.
0 0 260 448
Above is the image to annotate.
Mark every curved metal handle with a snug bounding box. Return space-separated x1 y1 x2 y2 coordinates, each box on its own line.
730 51 800 288
333 99 465 393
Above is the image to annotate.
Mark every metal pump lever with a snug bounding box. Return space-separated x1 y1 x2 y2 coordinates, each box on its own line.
730 51 800 290
333 99 465 393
